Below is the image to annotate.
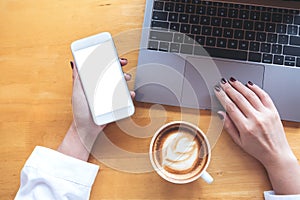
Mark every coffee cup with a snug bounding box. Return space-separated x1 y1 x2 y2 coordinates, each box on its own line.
149 121 213 184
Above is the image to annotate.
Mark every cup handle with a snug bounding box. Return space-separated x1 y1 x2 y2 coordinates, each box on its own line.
201 171 213 184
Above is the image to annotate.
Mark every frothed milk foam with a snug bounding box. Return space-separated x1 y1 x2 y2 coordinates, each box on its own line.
151 123 208 183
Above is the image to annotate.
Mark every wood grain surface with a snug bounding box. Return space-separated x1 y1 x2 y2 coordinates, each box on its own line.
0 0 299 199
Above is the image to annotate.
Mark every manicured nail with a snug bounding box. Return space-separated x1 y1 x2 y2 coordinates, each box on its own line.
214 85 221 92
124 73 132 79
229 77 236 82
70 61 74 69
221 78 227 84
248 81 254 86
217 112 224 120
120 58 128 62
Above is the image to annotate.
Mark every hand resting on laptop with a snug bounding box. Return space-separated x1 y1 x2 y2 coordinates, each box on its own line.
215 77 300 195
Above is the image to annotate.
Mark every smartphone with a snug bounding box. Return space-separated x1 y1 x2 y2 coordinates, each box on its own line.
71 32 134 125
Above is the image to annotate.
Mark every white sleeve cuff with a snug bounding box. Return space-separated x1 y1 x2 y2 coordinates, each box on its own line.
25 146 99 187
264 191 300 200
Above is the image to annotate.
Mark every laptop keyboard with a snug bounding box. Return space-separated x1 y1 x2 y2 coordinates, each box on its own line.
148 0 300 67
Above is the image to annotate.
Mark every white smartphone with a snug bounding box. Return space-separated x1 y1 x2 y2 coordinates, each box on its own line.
71 32 135 125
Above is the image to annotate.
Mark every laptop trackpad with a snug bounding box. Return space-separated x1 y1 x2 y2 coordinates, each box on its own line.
181 57 265 110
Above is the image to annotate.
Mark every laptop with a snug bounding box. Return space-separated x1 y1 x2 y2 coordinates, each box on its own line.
135 0 300 122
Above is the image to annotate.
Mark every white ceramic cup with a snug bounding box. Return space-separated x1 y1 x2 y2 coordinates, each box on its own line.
149 121 213 184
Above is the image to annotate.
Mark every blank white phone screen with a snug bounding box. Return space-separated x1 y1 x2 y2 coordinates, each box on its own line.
73 39 130 117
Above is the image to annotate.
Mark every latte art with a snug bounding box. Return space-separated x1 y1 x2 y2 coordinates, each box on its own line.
162 132 199 172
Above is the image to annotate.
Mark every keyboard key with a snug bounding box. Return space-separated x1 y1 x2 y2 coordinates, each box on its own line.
184 35 195 44
175 3 185 12
153 1 164 10
206 37 216 46
250 42 260 51
151 21 169 29
150 31 173 42
152 11 168 20
271 13 282 23
267 33 277 43
191 25 201 34
232 19 243 29
294 16 300 25
170 43 180 53
239 10 249 19
199 47 247 60
207 6 217 16
272 44 282 54
212 27 222 37
278 35 288 44
274 55 284 65
228 9 238 18
179 14 189 23
283 14 293 24
284 61 295 66
217 38 227 48
290 36 300 46
169 13 179 22
180 44 193 54
195 36 205 45
250 11 260 20
283 46 300 57
265 23 276 32
285 56 295 62
261 43 271 53
288 25 298 35
256 32 267 42
174 33 184 43
189 15 200 24
211 17 221 26
249 52 262 62
165 2 175 11
296 58 300 67
202 26 212 36
276 24 287 34
234 30 244 39
261 12 271 21
218 7 228 17
159 42 169 52
148 40 159 50
254 22 265 31
243 20 254 30
186 4 196 13
262 54 273 63
245 31 255 40
224 29 233 38
200 16 211 25
196 5 206 15
170 23 180 32
228 39 238 49
222 18 232 28
180 24 191 33
239 40 249 50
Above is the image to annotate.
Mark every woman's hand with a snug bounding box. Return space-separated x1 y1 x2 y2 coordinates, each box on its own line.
58 58 135 161
214 77 300 195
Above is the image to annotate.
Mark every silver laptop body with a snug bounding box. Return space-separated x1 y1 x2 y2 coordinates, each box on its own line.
135 0 300 122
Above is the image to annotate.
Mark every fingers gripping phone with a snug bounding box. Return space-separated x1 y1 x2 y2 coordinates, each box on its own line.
71 32 135 125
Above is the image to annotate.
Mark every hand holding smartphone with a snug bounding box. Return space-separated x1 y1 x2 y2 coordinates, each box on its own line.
71 32 135 125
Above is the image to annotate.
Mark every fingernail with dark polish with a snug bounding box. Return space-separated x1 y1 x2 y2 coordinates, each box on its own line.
214 85 221 92
221 78 227 84
230 77 236 82
217 112 224 120
70 61 74 69
248 81 254 86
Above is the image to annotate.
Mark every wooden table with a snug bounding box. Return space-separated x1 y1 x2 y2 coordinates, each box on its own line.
1 0 299 199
